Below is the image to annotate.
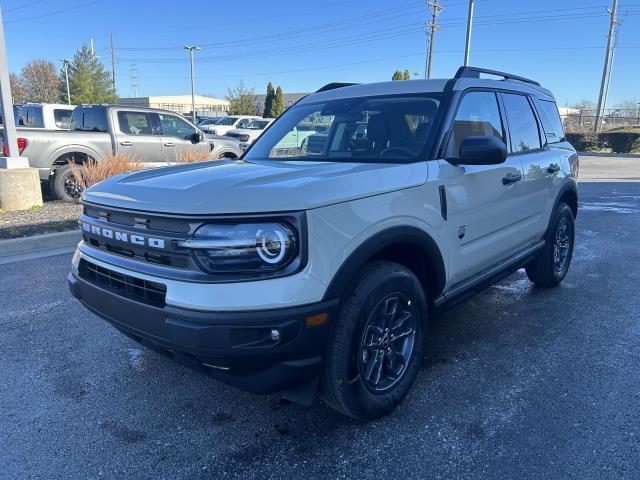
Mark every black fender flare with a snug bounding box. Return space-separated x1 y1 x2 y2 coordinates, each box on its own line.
553 178 579 219
322 226 446 301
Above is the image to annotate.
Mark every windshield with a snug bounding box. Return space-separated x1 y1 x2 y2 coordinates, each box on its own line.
244 94 442 162
246 120 270 130
218 116 239 126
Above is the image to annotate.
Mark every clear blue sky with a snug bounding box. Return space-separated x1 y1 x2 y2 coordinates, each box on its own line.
3 0 638 107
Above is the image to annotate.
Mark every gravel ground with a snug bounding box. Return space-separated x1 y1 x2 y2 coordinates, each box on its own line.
0 201 82 239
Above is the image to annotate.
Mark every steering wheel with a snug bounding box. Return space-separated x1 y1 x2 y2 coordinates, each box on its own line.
379 146 415 158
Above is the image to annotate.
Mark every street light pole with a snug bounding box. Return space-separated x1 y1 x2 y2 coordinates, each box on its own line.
183 45 200 123
60 58 71 105
463 0 474 66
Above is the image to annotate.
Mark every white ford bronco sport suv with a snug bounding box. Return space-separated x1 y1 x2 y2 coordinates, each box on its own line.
69 67 578 420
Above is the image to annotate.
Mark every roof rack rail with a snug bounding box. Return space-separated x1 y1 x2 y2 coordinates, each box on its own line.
315 82 359 93
454 66 540 86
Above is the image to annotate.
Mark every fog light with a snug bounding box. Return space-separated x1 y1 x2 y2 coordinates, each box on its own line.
270 329 280 342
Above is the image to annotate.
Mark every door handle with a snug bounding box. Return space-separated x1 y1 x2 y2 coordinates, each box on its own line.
164 142 175 147
547 163 560 174
502 172 522 185
120 141 133 146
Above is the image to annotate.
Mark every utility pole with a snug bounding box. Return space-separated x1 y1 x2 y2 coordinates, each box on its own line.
130 64 138 98
90 37 95 58
110 34 116 95
183 45 201 123
594 0 619 133
601 20 621 127
463 0 474 66
425 1 444 79
60 58 71 105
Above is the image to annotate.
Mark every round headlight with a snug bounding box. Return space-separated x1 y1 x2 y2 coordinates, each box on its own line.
257 228 287 264
178 222 298 274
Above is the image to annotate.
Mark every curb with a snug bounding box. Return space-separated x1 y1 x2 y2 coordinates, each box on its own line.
578 152 640 158
0 229 81 258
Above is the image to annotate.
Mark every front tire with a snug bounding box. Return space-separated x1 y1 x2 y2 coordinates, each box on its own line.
320 261 428 420
526 202 575 288
51 164 83 202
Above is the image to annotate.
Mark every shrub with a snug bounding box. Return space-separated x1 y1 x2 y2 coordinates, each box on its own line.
599 131 640 153
566 132 600 151
176 149 213 164
69 154 144 191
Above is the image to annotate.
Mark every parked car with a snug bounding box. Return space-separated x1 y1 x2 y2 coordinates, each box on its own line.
205 115 261 135
0 103 74 130
197 117 225 132
68 66 578 419
225 118 274 149
9 104 210 201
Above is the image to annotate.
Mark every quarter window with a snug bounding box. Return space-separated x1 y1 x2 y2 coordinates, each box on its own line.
118 111 154 136
535 99 565 143
502 93 542 153
448 91 504 157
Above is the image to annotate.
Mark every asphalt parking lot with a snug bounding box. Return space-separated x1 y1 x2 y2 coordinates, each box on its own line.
1 155 639 479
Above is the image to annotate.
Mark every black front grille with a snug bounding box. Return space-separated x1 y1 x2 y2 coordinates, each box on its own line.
79 259 167 307
84 206 191 235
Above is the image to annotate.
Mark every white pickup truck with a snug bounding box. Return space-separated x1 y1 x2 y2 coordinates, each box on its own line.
10 104 215 201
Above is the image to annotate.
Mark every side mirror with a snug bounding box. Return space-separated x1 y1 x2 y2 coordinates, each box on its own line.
194 131 204 143
449 136 507 165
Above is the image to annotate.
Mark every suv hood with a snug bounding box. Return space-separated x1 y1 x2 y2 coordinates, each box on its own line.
82 159 427 215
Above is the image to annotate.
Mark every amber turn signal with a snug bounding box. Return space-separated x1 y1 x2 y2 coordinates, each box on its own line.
305 312 328 328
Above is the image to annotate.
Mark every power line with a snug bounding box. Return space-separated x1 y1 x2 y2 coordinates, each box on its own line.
4 0 105 23
3 0 48 14
109 2 429 52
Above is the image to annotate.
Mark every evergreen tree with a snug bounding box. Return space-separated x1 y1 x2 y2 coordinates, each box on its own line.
391 70 403 81
263 82 275 118
273 86 285 117
403 69 411 80
63 44 116 104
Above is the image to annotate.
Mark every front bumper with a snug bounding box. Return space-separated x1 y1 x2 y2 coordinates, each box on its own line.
68 271 338 394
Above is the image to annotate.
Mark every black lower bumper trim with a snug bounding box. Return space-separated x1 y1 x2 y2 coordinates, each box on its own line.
69 272 338 394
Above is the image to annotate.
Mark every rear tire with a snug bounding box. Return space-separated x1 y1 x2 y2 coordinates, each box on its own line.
526 202 575 288
320 261 428 420
51 164 83 202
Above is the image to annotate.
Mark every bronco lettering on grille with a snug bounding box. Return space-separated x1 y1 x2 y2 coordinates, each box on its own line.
82 222 166 249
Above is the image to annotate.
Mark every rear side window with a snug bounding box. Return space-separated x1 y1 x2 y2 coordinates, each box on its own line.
502 93 542 153
71 108 108 133
54 109 72 129
18 107 44 128
117 111 154 135
535 99 565 143
448 91 504 156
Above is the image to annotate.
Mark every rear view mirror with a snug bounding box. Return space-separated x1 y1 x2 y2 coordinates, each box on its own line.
194 131 204 143
449 136 507 165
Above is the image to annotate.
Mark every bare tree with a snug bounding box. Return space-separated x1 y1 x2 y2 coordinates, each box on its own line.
20 59 61 103
9 72 26 103
613 99 640 113
226 81 257 115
